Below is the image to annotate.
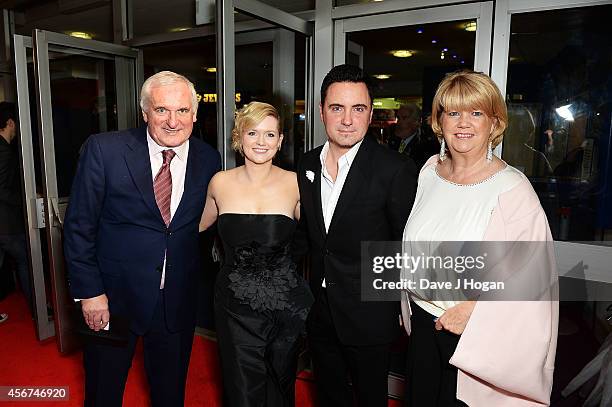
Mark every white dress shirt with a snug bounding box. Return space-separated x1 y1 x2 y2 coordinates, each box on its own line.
319 139 363 287
147 130 189 289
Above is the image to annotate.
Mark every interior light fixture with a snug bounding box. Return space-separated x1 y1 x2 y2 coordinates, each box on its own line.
464 21 477 32
68 31 92 40
373 74 391 80
431 39 437 44
555 104 574 121
170 27 190 32
203 67 217 73
391 50 413 58
417 28 424 34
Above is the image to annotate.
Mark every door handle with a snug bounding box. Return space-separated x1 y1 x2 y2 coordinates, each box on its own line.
49 197 64 229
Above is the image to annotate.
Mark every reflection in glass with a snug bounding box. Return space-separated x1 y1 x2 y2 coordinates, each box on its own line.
235 12 308 170
47 53 116 198
133 0 196 37
13 3 113 42
502 5 612 241
346 20 476 168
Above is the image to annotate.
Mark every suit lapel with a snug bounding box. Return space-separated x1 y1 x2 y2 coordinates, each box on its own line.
312 164 326 237
124 127 165 225
327 137 372 235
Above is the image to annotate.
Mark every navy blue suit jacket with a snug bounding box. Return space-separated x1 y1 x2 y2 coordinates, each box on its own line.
63 126 221 335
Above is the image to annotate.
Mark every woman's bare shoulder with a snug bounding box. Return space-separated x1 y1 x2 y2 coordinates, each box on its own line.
274 167 298 186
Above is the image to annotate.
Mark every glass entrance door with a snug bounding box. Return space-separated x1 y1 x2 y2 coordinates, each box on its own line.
14 30 142 352
333 2 493 164
217 0 314 169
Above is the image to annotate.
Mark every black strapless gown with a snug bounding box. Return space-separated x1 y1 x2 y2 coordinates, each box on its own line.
214 214 314 407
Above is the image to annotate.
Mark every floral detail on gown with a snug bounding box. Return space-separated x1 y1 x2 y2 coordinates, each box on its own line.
227 241 299 312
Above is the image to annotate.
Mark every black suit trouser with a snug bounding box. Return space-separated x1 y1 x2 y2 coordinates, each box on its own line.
307 288 390 407
83 290 194 407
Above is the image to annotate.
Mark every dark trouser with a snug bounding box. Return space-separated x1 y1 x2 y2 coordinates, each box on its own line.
83 291 194 407
405 302 467 407
307 289 391 407
214 281 306 407
0 233 32 313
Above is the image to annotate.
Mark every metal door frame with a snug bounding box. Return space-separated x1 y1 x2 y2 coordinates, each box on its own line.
14 30 142 350
216 0 314 169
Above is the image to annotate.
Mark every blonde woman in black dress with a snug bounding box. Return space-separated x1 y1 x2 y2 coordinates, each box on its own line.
200 102 313 407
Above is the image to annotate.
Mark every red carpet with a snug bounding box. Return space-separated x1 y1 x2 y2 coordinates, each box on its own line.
0 292 400 406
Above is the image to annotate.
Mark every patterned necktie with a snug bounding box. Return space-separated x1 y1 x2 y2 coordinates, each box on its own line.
154 149 176 226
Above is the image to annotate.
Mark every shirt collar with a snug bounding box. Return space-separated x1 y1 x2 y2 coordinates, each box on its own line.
319 138 364 169
146 129 189 161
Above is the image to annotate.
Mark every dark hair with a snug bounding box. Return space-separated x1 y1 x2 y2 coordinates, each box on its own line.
320 64 373 105
0 102 16 130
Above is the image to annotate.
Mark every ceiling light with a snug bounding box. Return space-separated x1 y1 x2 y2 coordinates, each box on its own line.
68 31 92 40
464 21 477 32
555 104 574 121
443 48 448 52
373 74 391 80
170 27 190 32
203 67 217 73
417 28 424 34
431 39 437 44
391 50 413 58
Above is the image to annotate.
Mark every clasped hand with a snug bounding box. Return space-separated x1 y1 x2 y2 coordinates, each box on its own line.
81 294 110 331
434 301 476 335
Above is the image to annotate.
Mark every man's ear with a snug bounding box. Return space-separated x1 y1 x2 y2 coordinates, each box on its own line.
142 111 149 123
319 103 324 123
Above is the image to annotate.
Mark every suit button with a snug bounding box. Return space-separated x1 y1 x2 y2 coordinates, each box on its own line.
166 230 172 236
325 249 330 255
156 266 162 273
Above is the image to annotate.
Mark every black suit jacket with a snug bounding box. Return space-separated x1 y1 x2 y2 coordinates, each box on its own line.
297 135 417 346
63 127 221 334
0 136 24 234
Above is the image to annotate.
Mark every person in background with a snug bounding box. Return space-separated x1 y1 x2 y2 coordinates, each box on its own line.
63 71 220 407
297 64 417 407
387 103 439 170
0 101 32 315
401 70 558 406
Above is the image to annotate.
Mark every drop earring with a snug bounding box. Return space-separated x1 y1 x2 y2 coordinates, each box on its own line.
486 140 493 162
439 138 447 162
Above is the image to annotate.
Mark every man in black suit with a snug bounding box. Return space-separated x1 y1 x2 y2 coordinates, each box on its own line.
0 102 32 315
63 71 220 406
297 65 417 406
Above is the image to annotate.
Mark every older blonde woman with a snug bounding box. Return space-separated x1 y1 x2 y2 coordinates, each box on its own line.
401 71 558 406
200 102 313 407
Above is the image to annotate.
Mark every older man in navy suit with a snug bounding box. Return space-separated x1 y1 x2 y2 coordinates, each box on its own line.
63 71 220 407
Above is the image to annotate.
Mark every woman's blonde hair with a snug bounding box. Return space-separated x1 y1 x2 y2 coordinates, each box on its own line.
431 70 507 148
232 102 282 155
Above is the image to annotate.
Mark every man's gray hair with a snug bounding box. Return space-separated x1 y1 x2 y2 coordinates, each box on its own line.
140 71 198 114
